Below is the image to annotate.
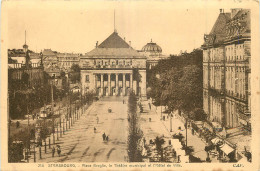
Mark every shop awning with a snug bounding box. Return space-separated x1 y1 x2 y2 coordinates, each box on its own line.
180 155 189 163
211 137 222 145
176 149 186 156
171 139 182 149
220 144 234 155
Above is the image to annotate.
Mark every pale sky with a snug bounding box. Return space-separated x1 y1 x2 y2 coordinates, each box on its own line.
4 0 251 55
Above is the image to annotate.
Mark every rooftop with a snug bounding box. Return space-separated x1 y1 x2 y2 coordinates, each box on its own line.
84 31 143 58
98 32 131 48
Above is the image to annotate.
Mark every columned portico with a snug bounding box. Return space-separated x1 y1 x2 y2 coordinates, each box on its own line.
80 31 147 98
89 70 135 97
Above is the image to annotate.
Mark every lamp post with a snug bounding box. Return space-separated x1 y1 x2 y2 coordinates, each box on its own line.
170 112 173 132
155 74 162 119
185 113 190 147
186 117 188 147
59 103 62 138
51 82 55 145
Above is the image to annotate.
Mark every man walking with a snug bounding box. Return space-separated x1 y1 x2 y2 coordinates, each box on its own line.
57 145 61 157
52 146 55 157
96 116 99 124
102 132 106 141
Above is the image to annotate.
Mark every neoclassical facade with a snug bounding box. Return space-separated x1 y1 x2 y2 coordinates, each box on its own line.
80 31 147 97
202 9 251 129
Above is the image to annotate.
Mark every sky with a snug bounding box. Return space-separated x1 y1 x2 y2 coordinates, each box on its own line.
3 0 251 56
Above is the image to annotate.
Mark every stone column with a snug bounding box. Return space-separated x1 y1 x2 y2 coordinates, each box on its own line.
108 74 111 96
93 74 96 95
93 74 96 89
101 74 104 96
123 73 126 96
116 73 119 96
130 73 133 89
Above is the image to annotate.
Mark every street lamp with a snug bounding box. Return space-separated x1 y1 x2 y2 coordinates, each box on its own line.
170 112 173 132
156 74 163 120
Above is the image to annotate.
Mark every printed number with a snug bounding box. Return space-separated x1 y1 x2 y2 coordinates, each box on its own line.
38 164 44 167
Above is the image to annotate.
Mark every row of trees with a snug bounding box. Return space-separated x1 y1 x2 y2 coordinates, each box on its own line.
8 89 96 162
8 63 82 119
127 91 143 162
147 49 206 121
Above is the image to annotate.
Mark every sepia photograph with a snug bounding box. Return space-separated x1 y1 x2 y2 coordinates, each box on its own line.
1 0 259 170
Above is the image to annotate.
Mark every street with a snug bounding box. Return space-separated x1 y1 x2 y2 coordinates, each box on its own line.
35 97 128 162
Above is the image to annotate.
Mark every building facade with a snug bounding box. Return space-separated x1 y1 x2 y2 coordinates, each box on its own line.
42 49 81 77
8 43 44 89
202 9 251 130
80 31 147 97
57 53 81 71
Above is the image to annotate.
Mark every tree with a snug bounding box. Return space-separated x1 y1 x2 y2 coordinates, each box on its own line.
154 136 165 161
70 64 80 83
148 49 203 120
21 72 29 87
127 91 143 162
190 108 207 121
132 68 142 95
71 64 80 72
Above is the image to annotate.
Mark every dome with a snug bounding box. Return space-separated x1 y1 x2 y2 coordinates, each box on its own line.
142 39 162 53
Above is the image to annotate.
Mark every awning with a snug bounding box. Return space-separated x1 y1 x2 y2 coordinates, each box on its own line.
180 155 189 163
176 149 186 156
220 144 234 155
211 137 222 145
171 139 182 149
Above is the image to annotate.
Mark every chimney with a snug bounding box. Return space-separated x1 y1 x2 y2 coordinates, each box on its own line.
220 9 222 13
129 41 131 47
96 41 99 48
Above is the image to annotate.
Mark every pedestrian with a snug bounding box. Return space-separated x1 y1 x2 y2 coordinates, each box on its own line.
16 121 20 128
102 132 106 141
106 135 109 141
192 128 195 135
96 116 99 124
94 127 96 133
52 146 55 157
32 114 35 120
57 145 61 157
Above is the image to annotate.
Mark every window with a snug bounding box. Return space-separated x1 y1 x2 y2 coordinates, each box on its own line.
85 75 89 82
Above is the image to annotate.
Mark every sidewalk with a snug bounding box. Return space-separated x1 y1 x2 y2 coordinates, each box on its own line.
27 103 92 163
140 100 211 162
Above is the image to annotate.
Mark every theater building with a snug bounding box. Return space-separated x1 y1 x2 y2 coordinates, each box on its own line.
79 31 147 97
